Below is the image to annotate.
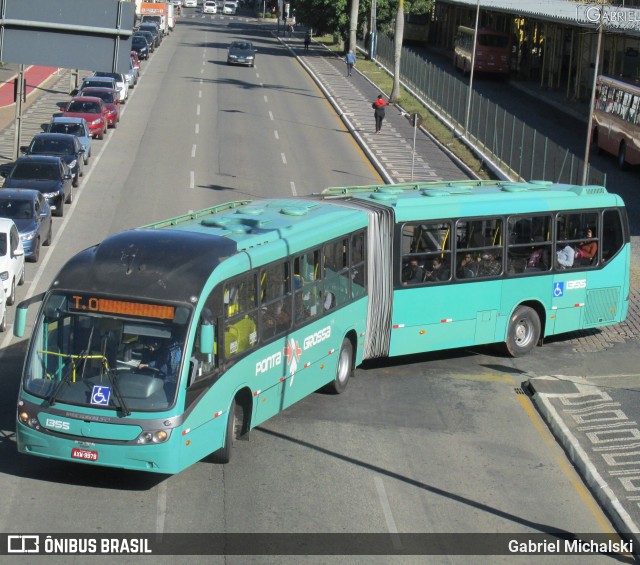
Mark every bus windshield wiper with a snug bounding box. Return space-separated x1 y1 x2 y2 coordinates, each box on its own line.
104 368 130 417
48 326 95 407
46 356 78 406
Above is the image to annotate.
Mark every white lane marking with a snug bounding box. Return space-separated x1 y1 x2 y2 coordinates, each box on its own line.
155 480 168 534
190 171 195 189
264 95 268 103
274 130 279 140
281 153 287 165
200 68 204 74
196 104 200 116
256 73 260 79
198 90 202 98
290 181 297 196
374 477 402 550
191 144 197 158
268 111 274 121
195 123 199 134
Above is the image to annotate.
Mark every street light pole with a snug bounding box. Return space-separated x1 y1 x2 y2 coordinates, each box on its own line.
581 7 604 185
464 0 480 137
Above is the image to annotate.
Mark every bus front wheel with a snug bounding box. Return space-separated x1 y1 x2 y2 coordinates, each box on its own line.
505 306 540 357
211 399 240 464
326 338 353 394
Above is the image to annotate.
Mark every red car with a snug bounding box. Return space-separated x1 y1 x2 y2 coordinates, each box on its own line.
78 87 120 128
62 96 108 139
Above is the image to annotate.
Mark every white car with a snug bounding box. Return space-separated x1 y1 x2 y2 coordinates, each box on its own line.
203 1 217 13
222 3 236 14
184 0 197 6
0 218 25 306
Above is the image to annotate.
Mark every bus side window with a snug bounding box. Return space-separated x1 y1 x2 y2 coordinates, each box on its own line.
294 250 322 324
223 274 258 358
602 209 624 262
323 237 350 308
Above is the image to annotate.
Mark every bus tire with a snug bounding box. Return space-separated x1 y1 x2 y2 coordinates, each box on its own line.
618 142 628 171
211 399 239 464
326 337 353 394
0 309 6 332
505 306 540 357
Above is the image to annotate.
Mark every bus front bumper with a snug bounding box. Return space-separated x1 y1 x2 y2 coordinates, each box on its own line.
17 421 183 474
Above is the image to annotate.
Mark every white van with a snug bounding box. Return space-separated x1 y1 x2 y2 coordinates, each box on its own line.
0 218 25 306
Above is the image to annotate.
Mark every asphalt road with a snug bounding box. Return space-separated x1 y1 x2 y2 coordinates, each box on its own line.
0 10 633 564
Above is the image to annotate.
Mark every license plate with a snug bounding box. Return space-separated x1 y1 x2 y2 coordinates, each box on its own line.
71 448 98 461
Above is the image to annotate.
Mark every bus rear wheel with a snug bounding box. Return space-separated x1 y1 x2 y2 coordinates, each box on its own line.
505 306 540 357
211 399 241 464
325 338 353 394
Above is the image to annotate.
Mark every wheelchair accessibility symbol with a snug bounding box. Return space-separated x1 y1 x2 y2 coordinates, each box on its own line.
91 385 111 406
553 282 564 297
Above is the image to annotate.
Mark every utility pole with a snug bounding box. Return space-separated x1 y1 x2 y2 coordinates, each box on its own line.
581 6 604 186
464 0 480 137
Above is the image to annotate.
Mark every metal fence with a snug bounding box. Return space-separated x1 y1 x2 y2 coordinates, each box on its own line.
371 34 606 186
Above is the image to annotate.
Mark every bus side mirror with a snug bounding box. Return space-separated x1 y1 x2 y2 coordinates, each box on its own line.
14 306 27 337
199 323 214 355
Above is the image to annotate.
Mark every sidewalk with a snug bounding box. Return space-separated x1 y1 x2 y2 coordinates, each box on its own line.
0 64 61 131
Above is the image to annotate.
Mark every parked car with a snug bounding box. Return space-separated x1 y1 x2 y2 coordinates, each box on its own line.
78 75 117 95
184 0 197 7
2 155 73 217
227 40 257 67
203 1 217 13
134 31 156 53
44 117 92 166
78 87 120 129
20 133 84 187
0 189 52 263
131 35 150 60
0 217 25 305
93 72 128 104
222 2 236 14
137 24 161 48
62 96 109 139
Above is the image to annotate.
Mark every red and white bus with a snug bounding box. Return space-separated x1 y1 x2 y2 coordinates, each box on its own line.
454 26 511 75
592 75 640 170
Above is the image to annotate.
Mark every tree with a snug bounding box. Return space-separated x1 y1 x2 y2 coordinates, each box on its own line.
349 0 360 54
389 0 404 102
295 0 348 38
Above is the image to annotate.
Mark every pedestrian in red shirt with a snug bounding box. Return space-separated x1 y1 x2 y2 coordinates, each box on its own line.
372 94 387 134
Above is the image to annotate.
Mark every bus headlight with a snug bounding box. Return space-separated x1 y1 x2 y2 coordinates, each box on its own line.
136 429 171 444
18 411 38 428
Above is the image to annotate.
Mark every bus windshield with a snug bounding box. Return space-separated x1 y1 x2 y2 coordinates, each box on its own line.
23 293 190 412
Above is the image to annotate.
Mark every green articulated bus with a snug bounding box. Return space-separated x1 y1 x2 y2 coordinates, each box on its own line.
14 180 630 473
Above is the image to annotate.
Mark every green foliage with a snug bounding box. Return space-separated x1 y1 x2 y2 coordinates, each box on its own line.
295 0 433 38
295 0 349 36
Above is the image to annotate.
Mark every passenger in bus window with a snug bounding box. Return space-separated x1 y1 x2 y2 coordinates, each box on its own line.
424 257 449 282
575 228 597 263
458 253 479 278
477 252 501 277
402 258 425 285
